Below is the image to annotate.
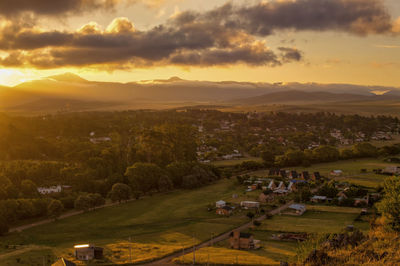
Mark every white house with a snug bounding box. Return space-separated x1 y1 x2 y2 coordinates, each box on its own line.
216 200 226 208
37 185 62 194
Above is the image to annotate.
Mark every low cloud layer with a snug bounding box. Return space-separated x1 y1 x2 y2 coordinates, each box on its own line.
0 0 398 69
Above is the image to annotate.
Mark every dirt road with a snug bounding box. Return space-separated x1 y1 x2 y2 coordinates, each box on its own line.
145 200 294 265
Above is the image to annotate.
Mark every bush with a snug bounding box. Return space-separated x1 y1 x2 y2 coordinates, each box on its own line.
253 220 261 226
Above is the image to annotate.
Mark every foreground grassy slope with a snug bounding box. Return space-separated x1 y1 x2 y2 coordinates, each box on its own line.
0 179 248 265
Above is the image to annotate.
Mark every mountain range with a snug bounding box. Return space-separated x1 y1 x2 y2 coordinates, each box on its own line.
1 73 400 113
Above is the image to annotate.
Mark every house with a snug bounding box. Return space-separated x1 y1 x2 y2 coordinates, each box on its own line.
289 171 298 179
279 170 287 178
382 166 400 175
37 185 62 195
276 181 286 191
273 189 288 196
240 201 260 209
216 200 226 208
337 191 348 200
288 204 306 216
259 192 274 203
312 172 322 181
300 171 310 180
330 170 343 176
267 180 276 190
74 244 103 261
287 182 297 192
52 258 76 266
229 231 261 250
311 195 327 203
251 184 259 190
216 206 233 216
269 168 281 176
90 137 111 144
354 196 369 206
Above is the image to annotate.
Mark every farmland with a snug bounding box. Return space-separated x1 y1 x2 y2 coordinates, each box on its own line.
0 179 249 265
249 158 398 188
175 204 370 265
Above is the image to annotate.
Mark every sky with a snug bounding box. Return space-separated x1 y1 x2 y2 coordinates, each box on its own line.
0 0 399 87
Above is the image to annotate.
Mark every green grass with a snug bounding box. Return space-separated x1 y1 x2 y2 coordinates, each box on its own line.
258 208 368 234
212 157 263 167
0 179 248 265
249 158 397 188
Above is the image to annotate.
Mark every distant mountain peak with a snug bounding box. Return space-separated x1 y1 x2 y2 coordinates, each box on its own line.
47 72 88 83
167 76 183 82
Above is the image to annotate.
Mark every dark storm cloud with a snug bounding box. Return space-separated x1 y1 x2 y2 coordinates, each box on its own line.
0 0 121 16
0 0 398 69
173 0 395 36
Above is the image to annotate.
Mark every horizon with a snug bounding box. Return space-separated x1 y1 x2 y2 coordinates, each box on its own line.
0 0 399 87
1 71 400 90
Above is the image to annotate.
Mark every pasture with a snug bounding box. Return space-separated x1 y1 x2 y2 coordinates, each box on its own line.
175 204 369 265
0 179 249 265
249 158 397 188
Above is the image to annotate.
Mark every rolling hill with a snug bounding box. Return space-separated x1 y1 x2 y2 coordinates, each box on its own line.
1 73 400 113
234 90 400 105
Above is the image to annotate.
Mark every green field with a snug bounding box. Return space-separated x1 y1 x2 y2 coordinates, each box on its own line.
0 179 249 265
258 206 368 234
249 158 397 188
174 204 367 265
212 157 263 167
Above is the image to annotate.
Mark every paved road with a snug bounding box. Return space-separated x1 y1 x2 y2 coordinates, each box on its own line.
145 200 294 265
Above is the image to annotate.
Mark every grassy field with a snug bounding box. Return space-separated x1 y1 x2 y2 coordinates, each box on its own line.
249 158 397 188
173 204 368 265
217 101 400 117
0 179 249 265
212 157 263 167
172 245 296 265
258 206 368 234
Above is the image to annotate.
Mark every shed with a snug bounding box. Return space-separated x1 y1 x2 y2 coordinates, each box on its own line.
74 244 103 261
288 204 306 215
216 200 226 208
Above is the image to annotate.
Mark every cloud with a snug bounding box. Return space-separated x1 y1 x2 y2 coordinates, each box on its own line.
173 0 395 36
0 0 398 70
0 0 168 17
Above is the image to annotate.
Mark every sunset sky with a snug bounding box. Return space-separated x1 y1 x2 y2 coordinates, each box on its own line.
0 0 400 87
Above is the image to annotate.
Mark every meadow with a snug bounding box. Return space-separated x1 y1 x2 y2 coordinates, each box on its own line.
0 179 249 265
175 204 369 265
249 158 398 188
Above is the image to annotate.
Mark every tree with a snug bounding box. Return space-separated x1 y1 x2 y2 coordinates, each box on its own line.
88 193 105 209
47 200 64 220
74 195 91 212
0 217 8 236
377 177 400 230
20 179 38 198
125 163 164 194
109 183 132 203
261 150 275 167
246 211 255 220
352 143 378 158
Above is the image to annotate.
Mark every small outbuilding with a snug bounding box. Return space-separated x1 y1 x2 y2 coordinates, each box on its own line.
216 206 233 216
74 244 103 261
229 231 261 250
216 200 226 208
288 204 306 216
240 201 260 209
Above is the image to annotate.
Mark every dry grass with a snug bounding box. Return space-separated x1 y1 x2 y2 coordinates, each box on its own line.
173 247 280 265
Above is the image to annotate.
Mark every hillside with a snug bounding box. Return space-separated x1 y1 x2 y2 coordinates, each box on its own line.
234 90 400 105
2 73 400 113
